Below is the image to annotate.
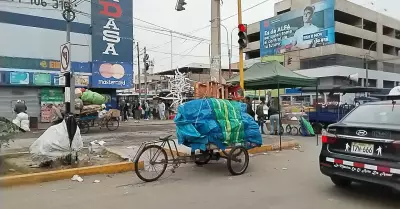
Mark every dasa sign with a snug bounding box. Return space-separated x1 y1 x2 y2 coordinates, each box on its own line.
91 0 133 63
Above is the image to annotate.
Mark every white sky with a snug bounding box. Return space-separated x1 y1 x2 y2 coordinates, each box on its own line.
133 0 399 73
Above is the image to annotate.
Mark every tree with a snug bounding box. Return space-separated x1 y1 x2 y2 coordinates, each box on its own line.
0 117 20 148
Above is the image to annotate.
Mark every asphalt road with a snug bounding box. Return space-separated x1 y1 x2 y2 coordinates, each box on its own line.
2 138 398 209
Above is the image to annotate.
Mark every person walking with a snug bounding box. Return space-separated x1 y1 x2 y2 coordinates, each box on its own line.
267 102 280 135
256 98 268 134
244 97 255 119
143 100 149 120
123 101 130 122
50 104 63 125
119 100 126 121
158 100 165 120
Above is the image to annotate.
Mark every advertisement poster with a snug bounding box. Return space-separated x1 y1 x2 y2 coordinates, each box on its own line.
91 0 133 63
10 72 30 84
40 88 64 122
91 62 133 89
55 75 90 87
33 73 51 85
260 0 335 56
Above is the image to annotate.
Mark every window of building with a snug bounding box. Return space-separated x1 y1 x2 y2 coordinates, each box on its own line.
363 79 377 87
383 44 396 56
247 33 260 43
277 8 290 15
334 10 362 27
383 25 395 38
383 80 395 89
363 19 377 33
246 50 260 60
300 54 369 70
335 32 362 48
363 39 377 52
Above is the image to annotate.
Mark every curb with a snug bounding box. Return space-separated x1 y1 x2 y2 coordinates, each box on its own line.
0 161 144 187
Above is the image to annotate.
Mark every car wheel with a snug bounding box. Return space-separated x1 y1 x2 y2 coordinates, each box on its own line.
331 176 352 187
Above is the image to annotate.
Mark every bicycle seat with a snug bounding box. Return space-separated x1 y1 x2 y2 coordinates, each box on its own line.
159 135 172 141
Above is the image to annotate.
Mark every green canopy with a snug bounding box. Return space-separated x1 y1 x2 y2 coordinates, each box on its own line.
227 61 317 90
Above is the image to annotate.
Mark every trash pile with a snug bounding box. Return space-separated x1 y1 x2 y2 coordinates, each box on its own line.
174 98 262 151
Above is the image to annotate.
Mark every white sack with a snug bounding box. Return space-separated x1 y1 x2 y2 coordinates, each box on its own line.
29 120 83 162
17 112 29 121
20 120 30 132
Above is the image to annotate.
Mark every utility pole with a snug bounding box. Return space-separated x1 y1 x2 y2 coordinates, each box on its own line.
143 47 149 101
210 0 221 83
237 0 244 89
136 42 141 101
170 31 173 70
62 0 75 115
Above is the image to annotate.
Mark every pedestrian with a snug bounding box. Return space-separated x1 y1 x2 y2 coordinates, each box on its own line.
256 98 268 134
123 102 130 121
143 100 150 120
119 100 126 121
132 100 141 121
244 96 255 119
158 100 165 120
49 104 63 125
14 100 27 114
267 102 280 135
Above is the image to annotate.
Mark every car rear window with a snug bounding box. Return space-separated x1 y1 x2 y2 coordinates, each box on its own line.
342 104 400 125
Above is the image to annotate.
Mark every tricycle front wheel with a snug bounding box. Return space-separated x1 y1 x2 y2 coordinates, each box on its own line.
134 144 168 182
227 146 249 176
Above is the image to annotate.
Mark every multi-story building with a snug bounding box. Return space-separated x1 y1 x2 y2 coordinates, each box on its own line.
0 1 134 121
241 0 400 104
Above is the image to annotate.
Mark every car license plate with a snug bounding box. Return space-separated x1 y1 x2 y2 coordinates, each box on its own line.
351 142 374 155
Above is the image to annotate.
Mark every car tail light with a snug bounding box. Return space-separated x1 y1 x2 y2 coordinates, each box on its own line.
322 130 337 144
392 141 400 151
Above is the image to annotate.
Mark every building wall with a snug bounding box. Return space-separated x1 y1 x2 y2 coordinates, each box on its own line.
0 2 91 62
245 0 400 74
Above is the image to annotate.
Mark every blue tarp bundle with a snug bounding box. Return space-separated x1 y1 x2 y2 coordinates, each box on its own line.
174 98 262 151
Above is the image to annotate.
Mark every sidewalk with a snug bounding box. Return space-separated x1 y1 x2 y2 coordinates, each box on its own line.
37 119 175 130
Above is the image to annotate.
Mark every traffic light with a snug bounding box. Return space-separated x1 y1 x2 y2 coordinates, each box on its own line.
287 57 292 65
176 0 187 11
238 24 248 49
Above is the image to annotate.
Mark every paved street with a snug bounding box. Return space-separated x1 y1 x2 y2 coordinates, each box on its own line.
2 138 398 209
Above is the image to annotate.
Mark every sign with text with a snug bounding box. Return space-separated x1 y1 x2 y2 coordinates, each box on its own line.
260 0 335 56
91 61 133 89
91 0 133 63
10 72 30 84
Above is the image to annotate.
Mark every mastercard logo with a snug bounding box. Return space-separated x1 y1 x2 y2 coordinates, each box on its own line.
99 63 125 79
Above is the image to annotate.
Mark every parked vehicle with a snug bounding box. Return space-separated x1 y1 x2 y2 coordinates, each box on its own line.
319 100 400 192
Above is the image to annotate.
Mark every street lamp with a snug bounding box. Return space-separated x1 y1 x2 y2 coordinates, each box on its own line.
364 41 377 88
220 24 231 79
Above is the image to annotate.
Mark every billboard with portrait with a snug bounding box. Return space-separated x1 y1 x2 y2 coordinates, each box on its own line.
260 0 335 56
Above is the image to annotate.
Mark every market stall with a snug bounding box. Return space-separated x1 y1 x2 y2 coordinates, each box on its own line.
227 61 318 149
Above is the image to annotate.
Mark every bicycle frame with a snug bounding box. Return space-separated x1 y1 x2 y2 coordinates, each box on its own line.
133 138 186 165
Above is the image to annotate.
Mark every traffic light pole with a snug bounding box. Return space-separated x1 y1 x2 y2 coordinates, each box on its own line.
237 0 244 89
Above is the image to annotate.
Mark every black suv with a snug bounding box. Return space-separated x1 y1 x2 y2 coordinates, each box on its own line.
319 100 400 191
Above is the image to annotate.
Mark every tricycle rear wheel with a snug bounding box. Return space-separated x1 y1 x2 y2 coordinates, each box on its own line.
227 146 249 176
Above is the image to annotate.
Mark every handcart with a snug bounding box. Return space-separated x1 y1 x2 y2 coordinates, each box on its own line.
76 109 120 134
133 135 250 182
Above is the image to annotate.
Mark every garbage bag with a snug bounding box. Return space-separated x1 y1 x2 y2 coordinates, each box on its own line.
81 90 107 105
29 120 83 162
75 98 83 110
12 113 30 132
174 98 262 152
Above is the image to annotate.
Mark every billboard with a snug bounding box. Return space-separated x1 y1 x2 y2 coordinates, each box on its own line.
260 0 335 56
91 0 134 63
91 62 133 89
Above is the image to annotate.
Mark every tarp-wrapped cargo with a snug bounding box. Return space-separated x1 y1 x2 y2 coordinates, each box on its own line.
174 98 262 151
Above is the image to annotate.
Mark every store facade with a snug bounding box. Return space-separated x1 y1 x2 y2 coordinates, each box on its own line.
0 0 134 121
